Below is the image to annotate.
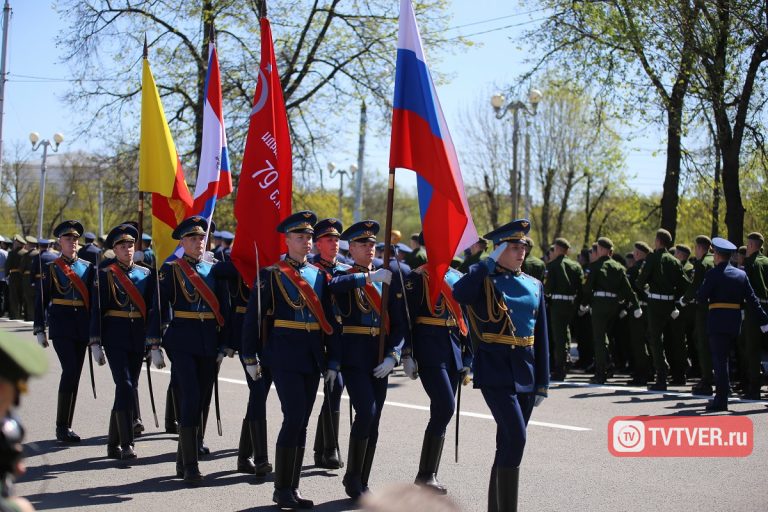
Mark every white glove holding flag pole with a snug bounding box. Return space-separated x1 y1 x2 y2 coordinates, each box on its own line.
324 369 337 391
369 269 392 284
761 324 768 334
373 356 396 378
36 332 49 348
489 242 508 263
578 305 590 317
246 364 262 381
619 309 627 319
151 348 166 369
402 357 418 380
90 344 107 366
634 308 643 319
670 308 680 320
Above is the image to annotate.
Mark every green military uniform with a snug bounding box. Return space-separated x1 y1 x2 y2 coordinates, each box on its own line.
636 230 691 390
683 238 714 394
581 238 639 383
522 237 546 282
741 232 768 399
22 237 39 322
458 249 485 274
544 239 583 380
676 245 698 379
406 246 427 269
6 236 27 320
626 243 651 385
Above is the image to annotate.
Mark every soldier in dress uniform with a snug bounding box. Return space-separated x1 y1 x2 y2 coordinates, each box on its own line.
141 233 156 269
146 216 227 484
78 232 102 265
21 236 39 321
6 235 27 320
452 219 549 512
214 231 234 262
682 236 715 395
740 232 768 399
544 238 583 381
88 224 155 460
521 237 545 282
397 232 472 495
326 220 401 500
309 218 349 470
241 211 338 509
625 242 652 386
33 220 96 443
696 237 768 411
29 238 58 325
580 238 640 384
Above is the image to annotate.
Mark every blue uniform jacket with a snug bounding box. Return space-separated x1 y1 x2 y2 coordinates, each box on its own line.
211 260 249 354
452 260 549 394
147 256 228 357
77 243 102 266
328 265 404 371
697 261 768 337
34 256 95 342
397 267 472 371
89 262 155 352
241 258 336 374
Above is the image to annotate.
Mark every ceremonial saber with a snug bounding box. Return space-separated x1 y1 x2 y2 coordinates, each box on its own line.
455 378 461 463
214 370 223 436
145 358 159 427
88 345 97 399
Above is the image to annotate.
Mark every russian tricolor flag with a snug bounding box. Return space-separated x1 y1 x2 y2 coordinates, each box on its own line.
191 40 233 233
389 0 478 305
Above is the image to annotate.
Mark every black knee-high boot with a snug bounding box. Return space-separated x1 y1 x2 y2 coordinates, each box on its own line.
116 410 137 459
414 433 447 494
107 411 120 459
237 419 256 473
342 438 368 499
496 466 519 512
248 419 273 476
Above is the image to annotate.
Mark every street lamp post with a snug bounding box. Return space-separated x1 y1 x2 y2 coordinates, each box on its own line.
327 162 357 221
491 89 542 219
29 131 64 239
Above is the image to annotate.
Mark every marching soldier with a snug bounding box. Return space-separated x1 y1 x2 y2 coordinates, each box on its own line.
6 235 27 320
452 219 549 512
696 238 768 411
675 244 698 378
141 233 156 269
309 218 349 470
522 236 545 282
625 242 652 386
326 220 400 500
397 232 472 495
89 224 155 460
741 232 768 399
241 211 338 509
636 229 691 390
682 236 715 395
544 238 583 381
33 220 96 443
580 238 640 384
22 236 39 321
147 216 227 484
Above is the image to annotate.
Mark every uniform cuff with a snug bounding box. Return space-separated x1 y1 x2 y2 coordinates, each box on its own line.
145 338 162 349
536 386 548 397
88 337 101 346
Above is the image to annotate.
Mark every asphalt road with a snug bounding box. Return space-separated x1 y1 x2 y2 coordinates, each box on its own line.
2 318 767 512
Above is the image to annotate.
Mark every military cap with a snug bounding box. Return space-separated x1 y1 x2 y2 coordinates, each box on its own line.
339 240 350 252
219 231 234 242
417 231 425 247
37 239 52 247
84 232 96 241
106 224 138 249
634 241 651 254
747 232 764 243
0 334 48 385
172 216 211 240
524 236 535 248
13 234 25 244
341 220 380 243
276 211 317 235
212 231 222 239
597 237 614 250
54 220 84 239
484 219 531 245
313 218 343 240
554 237 571 249
375 242 385 251
712 237 736 254
655 228 673 247
141 233 152 242
675 244 691 256
24 235 37 245
738 246 747 255
396 242 413 254
694 235 711 247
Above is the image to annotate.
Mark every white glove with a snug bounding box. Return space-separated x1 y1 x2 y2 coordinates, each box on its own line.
677 297 686 308
489 242 508 262
634 308 643 319
151 348 166 369
90 344 107 366
402 357 418 380
534 394 546 407
324 369 338 391
578 305 590 317
670 308 680 320
619 309 627 319
246 364 262 381
369 268 392 284
761 324 768 334
373 356 396 378
36 331 49 348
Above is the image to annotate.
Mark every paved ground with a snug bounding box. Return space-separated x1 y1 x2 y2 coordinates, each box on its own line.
2 317 767 511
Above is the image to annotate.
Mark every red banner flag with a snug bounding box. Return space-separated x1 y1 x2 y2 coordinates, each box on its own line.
232 16 292 287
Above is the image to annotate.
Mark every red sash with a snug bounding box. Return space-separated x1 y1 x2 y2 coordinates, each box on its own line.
275 261 334 335
175 258 225 326
108 264 147 319
54 258 90 310
422 268 469 336
348 268 389 334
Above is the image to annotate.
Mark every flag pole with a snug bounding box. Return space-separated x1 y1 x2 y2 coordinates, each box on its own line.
138 34 148 244
377 167 396 363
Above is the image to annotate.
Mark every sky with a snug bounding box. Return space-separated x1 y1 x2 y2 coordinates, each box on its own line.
0 1 667 195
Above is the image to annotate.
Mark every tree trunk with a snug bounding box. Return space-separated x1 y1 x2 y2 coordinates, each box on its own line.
660 103 683 240
711 142 721 238
483 173 499 229
721 144 744 244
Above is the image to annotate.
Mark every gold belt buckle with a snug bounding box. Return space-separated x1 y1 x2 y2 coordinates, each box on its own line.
305 323 310 332
199 312 205 322
370 327 376 336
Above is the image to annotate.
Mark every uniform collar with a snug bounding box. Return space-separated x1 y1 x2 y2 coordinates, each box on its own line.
353 263 371 273
182 254 201 265
495 263 521 276
285 255 307 269
319 256 337 269
116 260 134 272
60 254 78 265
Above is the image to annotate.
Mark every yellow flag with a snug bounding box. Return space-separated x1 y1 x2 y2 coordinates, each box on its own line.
139 58 178 195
